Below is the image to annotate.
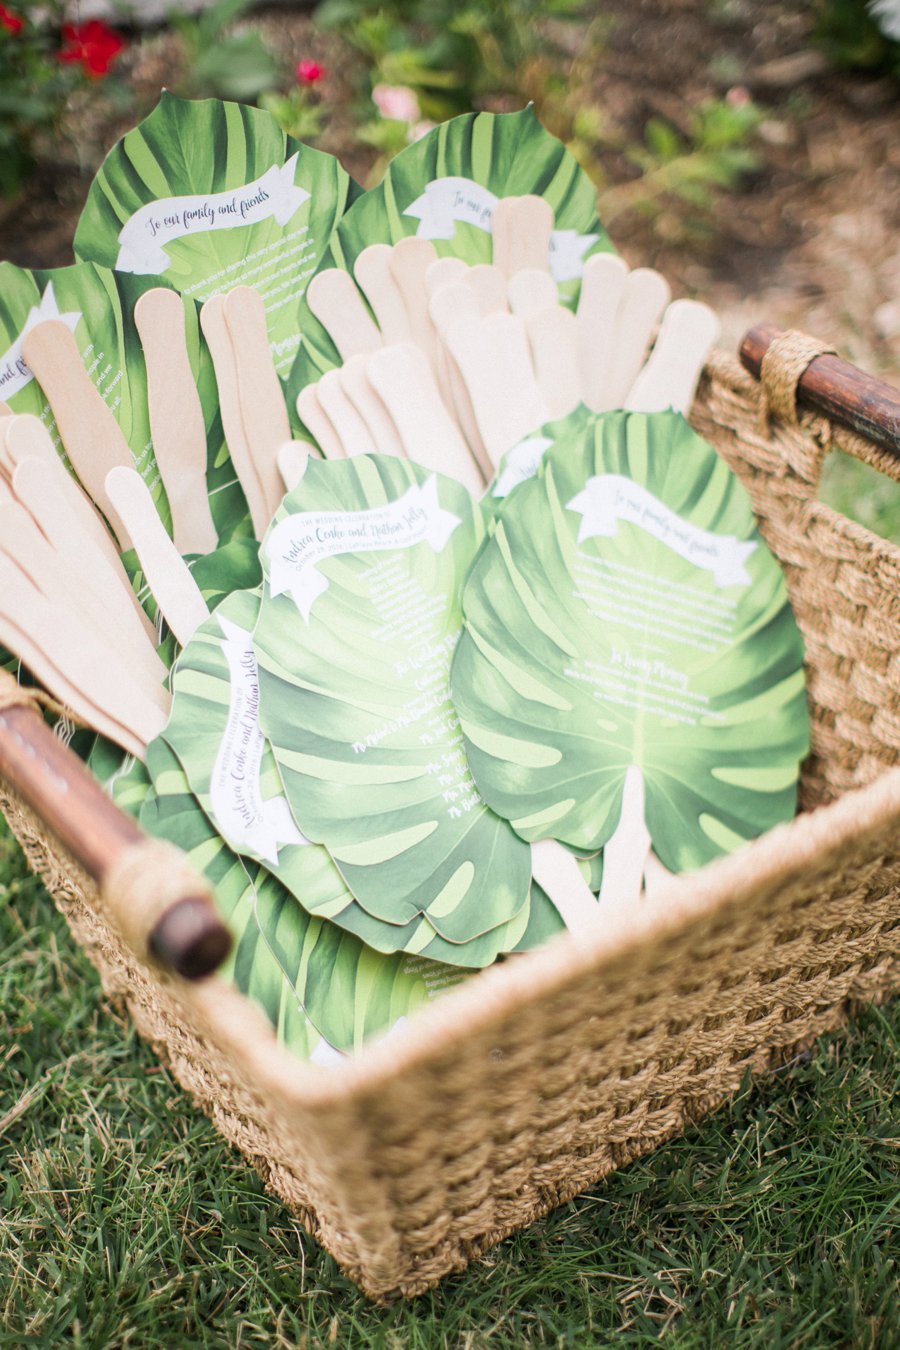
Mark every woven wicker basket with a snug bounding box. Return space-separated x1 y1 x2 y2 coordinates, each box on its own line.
1 331 899 1301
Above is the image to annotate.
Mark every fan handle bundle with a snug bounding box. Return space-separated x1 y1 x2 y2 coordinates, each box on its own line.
1 326 899 1301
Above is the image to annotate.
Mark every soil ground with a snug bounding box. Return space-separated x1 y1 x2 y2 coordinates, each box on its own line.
1 0 897 388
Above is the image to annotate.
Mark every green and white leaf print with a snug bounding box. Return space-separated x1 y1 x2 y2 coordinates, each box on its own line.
0 260 245 543
74 93 358 377
254 453 536 963
286 106 614 402
142 737 459 1056
452 409 810 871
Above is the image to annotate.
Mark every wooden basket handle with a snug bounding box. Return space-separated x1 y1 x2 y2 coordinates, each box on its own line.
740 324 900 460
0 678 231 980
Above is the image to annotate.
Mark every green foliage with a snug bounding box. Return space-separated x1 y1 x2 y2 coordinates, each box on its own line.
597 94 764 237
314 0 592 124
257 87 325 143
168 0 279 104
814 0 900 77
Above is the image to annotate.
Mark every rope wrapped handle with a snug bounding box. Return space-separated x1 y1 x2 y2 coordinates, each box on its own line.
741 324 900 461
0 673 232 980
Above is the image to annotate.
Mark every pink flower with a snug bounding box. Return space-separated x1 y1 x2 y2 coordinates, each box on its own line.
726 85 752 108
58 19 126 78
296 57 326 85
0 5 24 34
372 84 420 123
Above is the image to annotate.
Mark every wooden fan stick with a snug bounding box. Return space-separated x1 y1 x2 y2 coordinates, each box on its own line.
388 238 452 403
366 344 486 493
468 264 508 315
316 369 379 457
575 253 629 410
491 196 554 276
134 288 218 556
590 268 671 413
626 300 720 415
596 767 652 914
443 311 549 467
307 268 382 359
427 283 493 477
0 673 231 978
508 268 558 319
339 355 405 458
525 305 581 420
105 467 210 649
530 838 604 934
0 554 169 753
223 286 293 523
21 320 135 550
356 244 413 343
425 256 468 298
9 454 160 654
296 385 346 460
277 441 314 493
3 415 131 583
0 499 167 696
200 294 270 538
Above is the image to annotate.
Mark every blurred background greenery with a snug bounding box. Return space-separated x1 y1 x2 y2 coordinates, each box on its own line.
2 0 898 534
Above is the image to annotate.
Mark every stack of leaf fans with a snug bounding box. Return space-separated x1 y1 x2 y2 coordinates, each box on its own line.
0 95 810 1065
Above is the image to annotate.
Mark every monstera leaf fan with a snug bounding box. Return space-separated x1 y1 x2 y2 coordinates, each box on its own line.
159 578 564 969
287 106 614 401
451 408 810 909
252 452 557 966
0 260 242 540
138 739 453 1058
74 93 358 377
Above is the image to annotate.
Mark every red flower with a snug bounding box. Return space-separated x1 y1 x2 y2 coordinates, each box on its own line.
58 19 126 78
296 57 326 85
0 6 24 34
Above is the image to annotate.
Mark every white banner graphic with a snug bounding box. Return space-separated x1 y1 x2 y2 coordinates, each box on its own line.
115 155 311 274
0 282 81 400
210 615 309 865
492 435 553 499
267 474 462 620
566 475 757 587
402 176 598 283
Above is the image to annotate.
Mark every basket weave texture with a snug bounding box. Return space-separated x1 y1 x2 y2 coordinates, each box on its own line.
2 347 899 1301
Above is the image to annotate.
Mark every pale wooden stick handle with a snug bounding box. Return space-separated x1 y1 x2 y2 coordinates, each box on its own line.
21 320 134 549
200 294 270 538
223 286 293 522
134 287 218 556
530 838 600 935
105 467 209 648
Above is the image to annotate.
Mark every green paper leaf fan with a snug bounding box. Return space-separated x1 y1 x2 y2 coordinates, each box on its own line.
160 588 496 964
287 106 615 402
74 93 358 378
0 259 245 544
140 737 458 1057
451 409 810 904
254 453 539 964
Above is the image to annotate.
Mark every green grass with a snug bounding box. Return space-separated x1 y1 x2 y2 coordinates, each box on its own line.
1 822 897 1348
819 451 900 547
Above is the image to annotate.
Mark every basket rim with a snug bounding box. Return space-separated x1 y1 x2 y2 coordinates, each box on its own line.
178 755 900 1112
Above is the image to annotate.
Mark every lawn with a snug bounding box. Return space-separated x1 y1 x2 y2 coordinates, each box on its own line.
1 813 897 1348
